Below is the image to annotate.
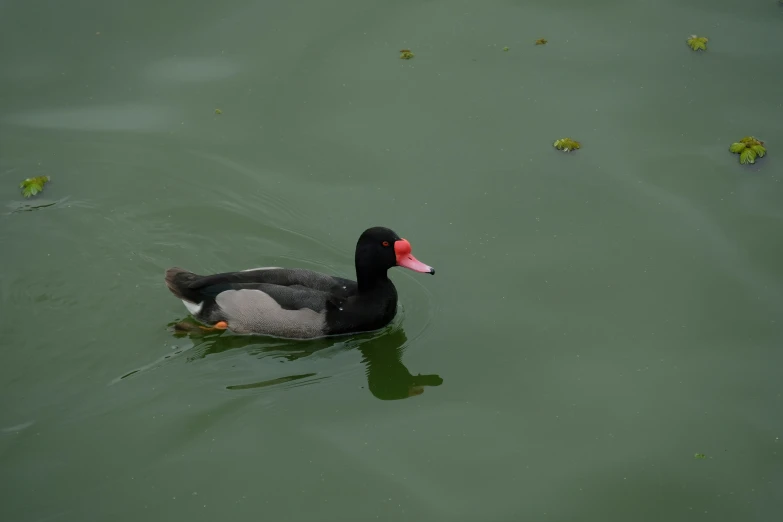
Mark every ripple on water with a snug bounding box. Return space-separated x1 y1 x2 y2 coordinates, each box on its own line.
1 421 34 433
180 150 312 227
4 103 179 132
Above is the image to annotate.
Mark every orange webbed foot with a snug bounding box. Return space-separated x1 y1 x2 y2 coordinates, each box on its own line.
197 321 229 332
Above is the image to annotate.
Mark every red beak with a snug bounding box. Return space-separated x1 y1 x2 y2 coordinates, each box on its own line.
394 239 435 274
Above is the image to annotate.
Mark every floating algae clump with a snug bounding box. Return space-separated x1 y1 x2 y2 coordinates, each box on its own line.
400 49 414 60
687 35 708 51
19 176 51 198
535 38 547 46
729 136 767 165
553 138 581 152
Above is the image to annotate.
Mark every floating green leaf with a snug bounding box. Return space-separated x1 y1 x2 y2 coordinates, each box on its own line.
400 49 414 60
694 453 706 459
687 35 708 51
214 108 223 115
503 46 509 52
729 142 745 154
553 138 581 152
751 144 766 158
729 136 766 165
19 176 51 198
740 148 757 164
535 38 547 46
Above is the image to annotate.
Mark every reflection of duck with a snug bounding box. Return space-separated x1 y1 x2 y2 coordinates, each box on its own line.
359 328 443 400
170 323 443 400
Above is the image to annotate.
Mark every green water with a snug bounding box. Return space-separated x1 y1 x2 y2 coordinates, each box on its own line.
1 1 782 521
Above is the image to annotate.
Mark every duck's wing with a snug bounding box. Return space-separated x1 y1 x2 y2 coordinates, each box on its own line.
186 267 356 296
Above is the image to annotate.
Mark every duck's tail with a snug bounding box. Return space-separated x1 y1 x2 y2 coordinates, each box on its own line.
164 267 202 303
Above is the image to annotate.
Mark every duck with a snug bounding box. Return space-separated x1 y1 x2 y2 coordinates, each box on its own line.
164 226 435 339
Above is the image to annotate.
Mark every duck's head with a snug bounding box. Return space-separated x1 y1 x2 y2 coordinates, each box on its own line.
356 227 435 275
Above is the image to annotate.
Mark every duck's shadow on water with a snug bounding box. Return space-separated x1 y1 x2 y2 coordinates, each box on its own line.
118 319 443 401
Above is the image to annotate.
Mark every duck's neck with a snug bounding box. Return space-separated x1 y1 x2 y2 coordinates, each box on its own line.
352 263 399 328
355 264 393 294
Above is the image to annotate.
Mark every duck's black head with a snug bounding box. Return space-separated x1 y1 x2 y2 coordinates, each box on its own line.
355 227 435 284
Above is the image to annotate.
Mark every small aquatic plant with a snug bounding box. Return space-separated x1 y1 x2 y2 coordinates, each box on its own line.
399 49 414 60
729 136 766 164
553 138 581 152
687 35 708 51
535 38 547 45
19 176 51 198
214 108 223 115
694 453 706 459
503 46 509 52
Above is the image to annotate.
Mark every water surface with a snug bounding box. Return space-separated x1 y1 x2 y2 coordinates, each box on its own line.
1 1 782 521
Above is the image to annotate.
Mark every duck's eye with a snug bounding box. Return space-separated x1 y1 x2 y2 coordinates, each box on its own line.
382 241 390 247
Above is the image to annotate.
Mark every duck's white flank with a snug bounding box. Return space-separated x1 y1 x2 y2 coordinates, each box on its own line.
182 299 203 314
